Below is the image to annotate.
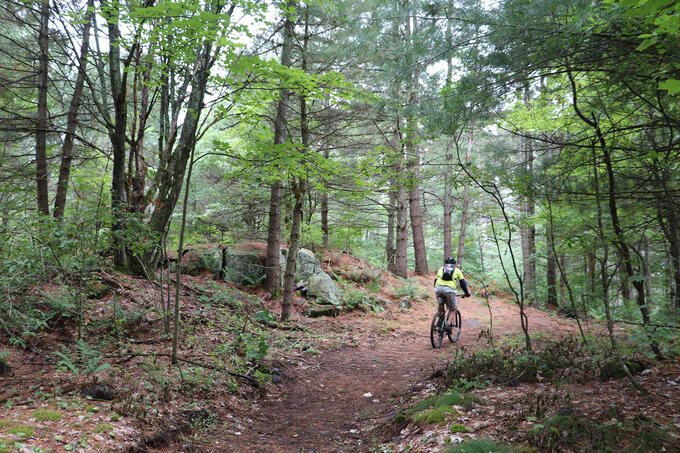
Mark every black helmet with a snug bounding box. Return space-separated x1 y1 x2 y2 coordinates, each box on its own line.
445 257 456 265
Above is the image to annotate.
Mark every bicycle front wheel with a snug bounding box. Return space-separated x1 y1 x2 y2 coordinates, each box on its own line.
430 313 444 349
447 310 462 343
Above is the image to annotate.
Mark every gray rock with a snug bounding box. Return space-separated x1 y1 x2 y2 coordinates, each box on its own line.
398 297 411 310
222 248 264 286
296 248 321 282
307 272 341 305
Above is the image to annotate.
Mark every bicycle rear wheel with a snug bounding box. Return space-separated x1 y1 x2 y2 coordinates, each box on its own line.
447 310 462 343
430 313 444 348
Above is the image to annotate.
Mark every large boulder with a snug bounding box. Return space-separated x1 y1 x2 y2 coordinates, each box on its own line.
170 244 223 276
295 248 321 282
222 248 264 286
307 272 341 306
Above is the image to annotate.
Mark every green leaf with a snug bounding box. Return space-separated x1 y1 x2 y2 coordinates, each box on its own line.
635 36 657 51
659 78 680 94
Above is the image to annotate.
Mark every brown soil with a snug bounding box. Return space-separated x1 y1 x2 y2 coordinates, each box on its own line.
197 270 583 453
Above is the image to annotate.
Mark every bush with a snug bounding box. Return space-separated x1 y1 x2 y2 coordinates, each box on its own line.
440 337 600 386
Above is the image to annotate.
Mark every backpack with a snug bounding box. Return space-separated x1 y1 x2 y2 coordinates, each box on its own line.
442 263 455 281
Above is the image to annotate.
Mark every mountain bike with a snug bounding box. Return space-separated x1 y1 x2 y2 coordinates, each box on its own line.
430 296 464 348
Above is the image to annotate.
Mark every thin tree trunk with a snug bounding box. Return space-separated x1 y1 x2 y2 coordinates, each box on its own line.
385 190 396 271
35 0 50 216
546 224 557 307
520 96 536 304
54 0 94 218
172 143 195 365
443 140 452 259
281 7 308 321
264 0 295 292
321 148 329 248
457 129 473 266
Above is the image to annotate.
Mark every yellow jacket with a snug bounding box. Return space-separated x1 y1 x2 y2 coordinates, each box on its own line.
434 266 464 289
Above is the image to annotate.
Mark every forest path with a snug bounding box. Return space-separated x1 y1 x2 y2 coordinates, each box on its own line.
212 275 580 453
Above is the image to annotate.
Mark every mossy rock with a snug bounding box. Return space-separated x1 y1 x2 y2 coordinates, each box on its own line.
600 359 645 380
306 304 340 318
0 358 10 376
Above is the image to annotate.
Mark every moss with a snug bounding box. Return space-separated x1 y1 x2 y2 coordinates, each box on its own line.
413 405 459 424
410 391 481 414
32 409 62 421
110 414 121 421
0 419 15 428
0 441 9 453
445 438 519 453
8 423 36 437
449 423 469 433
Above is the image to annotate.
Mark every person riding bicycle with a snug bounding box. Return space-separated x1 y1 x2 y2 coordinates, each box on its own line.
434 257 470 328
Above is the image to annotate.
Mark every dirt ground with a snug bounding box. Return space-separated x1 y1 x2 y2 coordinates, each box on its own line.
201 271 582 453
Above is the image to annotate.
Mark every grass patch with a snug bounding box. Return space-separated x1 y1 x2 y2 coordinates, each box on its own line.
32 409 62 421
445 438 518 452
94 423 114 433
8 424 36 437
413 405 459 424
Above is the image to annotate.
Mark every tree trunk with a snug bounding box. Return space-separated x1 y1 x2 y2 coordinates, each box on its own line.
520 90 536 303
35 0 50 216
264 0 295 292
406 98 427 274
546 224 557 307
385 190 396 272
457 129 473 266
321 148 329 248
54 0 94 218
105 3 128 268
443 141 452 260
281 6 308 321
394 117 408 278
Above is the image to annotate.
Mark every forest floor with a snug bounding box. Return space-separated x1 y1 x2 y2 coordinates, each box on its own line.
1 249 680 452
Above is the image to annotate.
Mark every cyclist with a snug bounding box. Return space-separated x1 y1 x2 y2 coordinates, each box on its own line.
434 257 471 329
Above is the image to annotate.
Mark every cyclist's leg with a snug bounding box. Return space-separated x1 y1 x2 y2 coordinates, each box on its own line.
445 291 457 325
434 287 446 327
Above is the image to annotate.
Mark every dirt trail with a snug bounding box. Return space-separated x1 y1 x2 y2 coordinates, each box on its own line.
214 282 579 453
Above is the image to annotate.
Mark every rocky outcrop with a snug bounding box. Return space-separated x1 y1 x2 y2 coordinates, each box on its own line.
294 248 321 282
222 247 264 286
307 272 341 305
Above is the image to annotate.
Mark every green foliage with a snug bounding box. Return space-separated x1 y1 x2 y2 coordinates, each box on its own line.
392 279 429 304
342 289 384 312
54 341 111 377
